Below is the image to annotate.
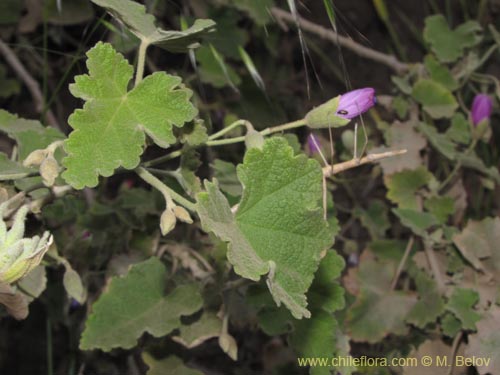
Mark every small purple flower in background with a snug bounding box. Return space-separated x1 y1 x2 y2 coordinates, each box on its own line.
307 133 321 155
471 94 493 126
336 87 376 119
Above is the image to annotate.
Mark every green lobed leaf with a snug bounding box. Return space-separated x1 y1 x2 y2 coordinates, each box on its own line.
0 153 33 181
290 310 338 375
446 288 481 330
0 110 65 161
255 252 345 375
424 196 454 224
446 113 471 144
354 200 390 239
62 42 197 188
174 311 222 348
406 267 445 328
423 15 482 63
91 0 215 52
346 253 417 343
423 55 458 91
412 79 458 119
197 137 331 319
441 312 462 337
385 167 432 210
417 122 457 160
392 208 438 236
80 257 202 351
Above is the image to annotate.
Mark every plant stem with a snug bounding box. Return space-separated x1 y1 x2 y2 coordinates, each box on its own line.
206 118 307 147
390 236 414 291
143 118 307 167
208 119 250 141
134 40 149 86
135 167 196 212
438 139 477 192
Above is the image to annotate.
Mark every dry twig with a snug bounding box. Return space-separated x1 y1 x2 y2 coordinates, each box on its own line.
0 38 60 129
323 149 407 177
270 7 411 74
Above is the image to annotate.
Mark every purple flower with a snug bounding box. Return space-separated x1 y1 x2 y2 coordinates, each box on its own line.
336 88 376 119
307 133 321 155
471 94 493 126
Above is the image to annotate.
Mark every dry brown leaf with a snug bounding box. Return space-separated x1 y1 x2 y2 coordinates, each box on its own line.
403 339 466 375
370 120 426 176
465 307 500 375
0 282 28 320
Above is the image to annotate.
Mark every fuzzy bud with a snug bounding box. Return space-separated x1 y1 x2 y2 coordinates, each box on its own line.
173 206 193 224
40 155 59 187
23 149 47 167
244 128 265 150
160 209 177 236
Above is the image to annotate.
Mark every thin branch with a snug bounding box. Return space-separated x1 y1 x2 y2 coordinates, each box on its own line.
390 236 415 291
448 331 463 375
323 149 407 177
135 167 196 212
424 239 446 294
0 38 60 129
270 7 411 74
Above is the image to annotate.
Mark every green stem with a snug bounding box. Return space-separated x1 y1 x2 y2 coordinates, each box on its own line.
438 139 478 192
135 167 196 212
134 40 149 86
142 150 182 168
208 119 249 141
144 118 308 167
207 118 307 147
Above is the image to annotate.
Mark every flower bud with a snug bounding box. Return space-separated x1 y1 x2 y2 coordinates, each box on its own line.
336 87 376 119
23 149 47 167
173 206 193 224
471 94 493 127
160 208 176 236
244 128 265 150
307 133 321 155
40 155 59 186
305 96 350 129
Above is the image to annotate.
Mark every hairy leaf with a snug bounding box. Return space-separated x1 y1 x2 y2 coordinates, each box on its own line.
406 268 445 328
424 15 482 63
346 252 417 343
385 167 432 210
446 288 481 330
91 0 215 52
412 80 458 119
80 257 202 351
197 137 331 318
0 110 65 161
63 42 197 188
0 153 33 181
